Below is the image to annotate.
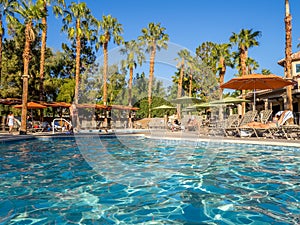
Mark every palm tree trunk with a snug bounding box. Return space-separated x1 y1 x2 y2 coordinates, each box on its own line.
177 59 184 119
0 14 3 85
20 21 33 134
148 44 156 118
103 42 108 106
39 2 47 121
241 49 248 114
285 0 293 113
128 66 133 106
74 18 81 105
219 57 226 99
39 2 47 102
189 72 192 97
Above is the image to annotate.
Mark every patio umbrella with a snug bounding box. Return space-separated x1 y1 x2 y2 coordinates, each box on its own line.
152 105 176 110
171 96 202 104
220 74 295 110
210 96 250 105
186 102 215 110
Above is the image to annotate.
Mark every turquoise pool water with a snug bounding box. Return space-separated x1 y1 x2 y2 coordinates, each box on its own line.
0 136 299 224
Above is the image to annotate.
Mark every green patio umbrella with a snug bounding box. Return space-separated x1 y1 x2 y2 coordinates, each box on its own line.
152 105 176 110
185 102 215 110
171 96 202 104
209 96 250 105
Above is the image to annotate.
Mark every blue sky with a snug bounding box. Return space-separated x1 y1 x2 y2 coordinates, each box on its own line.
47 0 300 83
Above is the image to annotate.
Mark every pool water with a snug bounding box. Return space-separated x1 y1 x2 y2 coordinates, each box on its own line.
0 136 300 224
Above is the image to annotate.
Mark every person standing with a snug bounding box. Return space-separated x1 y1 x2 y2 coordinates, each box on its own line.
7 111 15 133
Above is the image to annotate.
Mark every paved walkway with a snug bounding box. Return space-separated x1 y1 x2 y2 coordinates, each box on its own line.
0 129 299 147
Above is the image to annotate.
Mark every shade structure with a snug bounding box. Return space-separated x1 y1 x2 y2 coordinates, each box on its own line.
44 102 71 108
13 101 47 109
111 105 139 111
220 74 295 110
76 103 109 110
0 98 21 105
152 104 176 110
210 96 250 105
171 96 202 104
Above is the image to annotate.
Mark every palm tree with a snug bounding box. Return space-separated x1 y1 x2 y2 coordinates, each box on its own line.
61 2 98 105
98 14 123 106
229 29 261 77
0 0 18 85
245 57 259 74
120 40 145 107
284 0 293 112
213 43 232 100
230 29 261 114
38 0 65 102
12 0 45 134
138 22 169 117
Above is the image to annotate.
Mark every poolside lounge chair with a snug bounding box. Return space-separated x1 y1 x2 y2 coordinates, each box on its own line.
243 110 294 139
236 110 258 137
148 118 166 130
222 111 256 137
270 111 296 139
258 109 273 124
214 114 240 137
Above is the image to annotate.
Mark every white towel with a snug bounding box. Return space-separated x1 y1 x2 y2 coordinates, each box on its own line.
275 110 294 125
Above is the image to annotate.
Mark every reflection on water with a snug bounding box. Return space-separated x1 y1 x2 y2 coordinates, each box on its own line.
0 137 299 224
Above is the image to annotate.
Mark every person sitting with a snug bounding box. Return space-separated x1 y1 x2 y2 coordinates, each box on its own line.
168 118 183 131
187 117 197 131
242 110 289 129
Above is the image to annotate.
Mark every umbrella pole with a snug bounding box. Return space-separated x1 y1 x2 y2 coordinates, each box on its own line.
253 89 256 111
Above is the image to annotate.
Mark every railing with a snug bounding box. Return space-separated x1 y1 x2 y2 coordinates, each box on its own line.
52 118 72 134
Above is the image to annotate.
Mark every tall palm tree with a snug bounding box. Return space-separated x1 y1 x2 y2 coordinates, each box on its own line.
213 43 232 100
61 2 97 105
12 0 45 134
98 14 123 106
230 29 261 114
229 29 261 77
38 0 65 102
138 22 169 117
0 0 18 85
120 40 145 107
284 0 293 112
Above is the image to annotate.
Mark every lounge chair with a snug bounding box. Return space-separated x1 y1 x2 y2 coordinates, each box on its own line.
243 110 294 139
258 109 273 124
225 110 257 137
148 118 166 130
214 114 240 137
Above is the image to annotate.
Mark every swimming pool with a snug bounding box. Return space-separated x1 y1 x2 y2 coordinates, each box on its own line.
1 136 299 224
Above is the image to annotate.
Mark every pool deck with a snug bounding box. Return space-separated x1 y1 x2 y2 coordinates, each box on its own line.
0 129 299 147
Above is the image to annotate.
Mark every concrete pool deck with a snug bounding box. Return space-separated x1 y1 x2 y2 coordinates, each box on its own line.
0 129 299 147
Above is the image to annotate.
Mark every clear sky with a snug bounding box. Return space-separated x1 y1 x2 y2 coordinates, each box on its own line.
47 0 300 82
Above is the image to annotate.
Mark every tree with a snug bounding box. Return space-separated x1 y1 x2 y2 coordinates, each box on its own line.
38 0 65 102
138 22 169 117
213 43 233 99
61 1 98 105
196 41 218 75
230 29 261 113
12 0 45 134
0 0 18 85
120 40 145 106
98 14 124 106
284 0 293 113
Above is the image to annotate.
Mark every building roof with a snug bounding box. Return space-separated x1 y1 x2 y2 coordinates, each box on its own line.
278 51 300 66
